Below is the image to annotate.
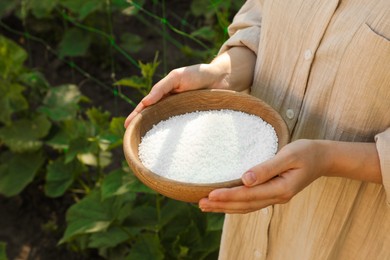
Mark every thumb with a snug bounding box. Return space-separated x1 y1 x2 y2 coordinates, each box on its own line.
242 151 292 187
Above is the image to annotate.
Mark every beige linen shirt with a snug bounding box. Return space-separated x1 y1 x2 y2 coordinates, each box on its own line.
218 0 390 259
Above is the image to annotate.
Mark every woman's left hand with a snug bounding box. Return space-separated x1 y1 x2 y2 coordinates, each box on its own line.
198 139 382 214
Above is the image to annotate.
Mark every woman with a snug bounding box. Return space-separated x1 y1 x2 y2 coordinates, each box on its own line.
125 0 390 259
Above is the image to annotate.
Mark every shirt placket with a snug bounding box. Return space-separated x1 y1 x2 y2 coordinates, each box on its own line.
282 1 341 133
252 0 341 134
255 206 273 260
255 0 341 258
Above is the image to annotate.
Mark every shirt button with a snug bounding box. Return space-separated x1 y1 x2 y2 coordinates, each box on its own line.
304 49 313 60
254 249 263 258
286 109 295 119
261 208 269 215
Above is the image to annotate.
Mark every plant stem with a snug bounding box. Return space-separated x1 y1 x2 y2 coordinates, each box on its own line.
156 194 162 233
77 178 91 194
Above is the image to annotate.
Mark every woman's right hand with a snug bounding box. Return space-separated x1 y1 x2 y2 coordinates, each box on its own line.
124 63 218 127
124 46 256 128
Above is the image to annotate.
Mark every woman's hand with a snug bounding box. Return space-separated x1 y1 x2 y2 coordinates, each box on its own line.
124 47 256 128
198 139 382 214
124 64 216 127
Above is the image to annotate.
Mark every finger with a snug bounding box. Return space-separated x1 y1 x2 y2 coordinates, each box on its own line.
207 177 283 202
143 73 182 106
124 100 146 128
124 76 179 128
199 197 276 214
242 148 295 187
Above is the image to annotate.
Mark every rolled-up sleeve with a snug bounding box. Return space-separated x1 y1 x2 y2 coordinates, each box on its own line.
218 0 263 55
375 128 390 205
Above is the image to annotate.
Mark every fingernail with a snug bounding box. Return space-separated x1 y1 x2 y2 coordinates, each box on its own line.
243 171 256 186
200 206 208 212
199 199 208 212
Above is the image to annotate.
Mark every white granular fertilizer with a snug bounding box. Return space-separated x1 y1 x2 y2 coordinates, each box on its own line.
138 109 278 184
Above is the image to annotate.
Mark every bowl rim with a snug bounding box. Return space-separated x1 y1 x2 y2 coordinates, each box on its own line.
123 89 290 190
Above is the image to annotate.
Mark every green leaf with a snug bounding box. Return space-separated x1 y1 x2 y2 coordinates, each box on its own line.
44 157 85 198
126 174 156 194
97 136 113 151
77 1 103 20
139 54 160 81
159 201 215 258
101 169 133 200
46 119 91 151
114 76 145 89
0 36 28 79
62 219 112 245
114 54 160 96
119 33 143 53
27 0 58 18
61 188 133 243
62 119 89 140
206 213 224 232
0 0 17 18
126 234 164 260
109 117 125 137
59 0 104 20
88 226 130 248
18 71 50 90
38 84 81 121
124 205 158 231
97 117 125 149
77 151 112 168
0 114 51 152
64 134 113 167
65 137 92 163
0 81 28 125
159 200 190 228
86 107 110 130
0 151 45 197
111 0 131 9
191 230 222 259
189 205 208 236
191 26 216 41
159 202 193 245
46 129 70 150
121 0 145 16
166 211 204 250
60 190 112 243
190 0 216 17
58 28 92 58
0 241 8 260
180 221 203 247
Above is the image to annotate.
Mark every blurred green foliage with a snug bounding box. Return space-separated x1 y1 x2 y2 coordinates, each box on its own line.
0 0 244 259
0 242 7 260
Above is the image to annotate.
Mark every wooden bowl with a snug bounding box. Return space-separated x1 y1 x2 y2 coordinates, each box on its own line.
123 89 290 203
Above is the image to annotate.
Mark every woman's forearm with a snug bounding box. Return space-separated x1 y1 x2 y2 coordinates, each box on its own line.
207 46 257 92
320 140 382 183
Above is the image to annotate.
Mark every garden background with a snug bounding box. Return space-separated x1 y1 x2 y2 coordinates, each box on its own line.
0 0 244 259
